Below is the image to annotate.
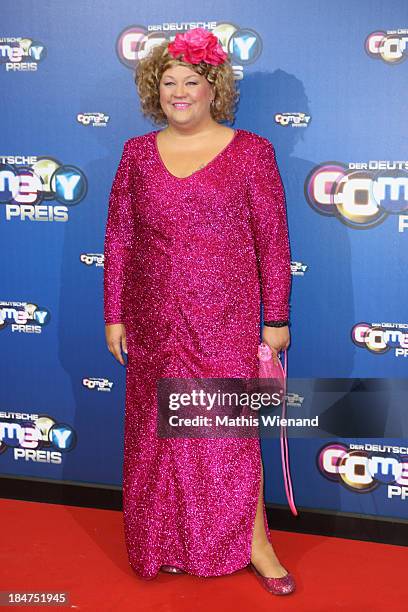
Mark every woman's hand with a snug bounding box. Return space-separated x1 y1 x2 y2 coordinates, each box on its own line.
262 325 290 366
105 323 127 366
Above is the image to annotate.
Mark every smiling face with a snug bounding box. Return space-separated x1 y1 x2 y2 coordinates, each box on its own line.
159 64 215 128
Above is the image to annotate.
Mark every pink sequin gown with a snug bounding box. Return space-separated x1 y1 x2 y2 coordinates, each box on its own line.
103 128 292 580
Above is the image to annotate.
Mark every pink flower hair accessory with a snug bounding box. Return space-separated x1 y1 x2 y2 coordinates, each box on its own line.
167 27 228 66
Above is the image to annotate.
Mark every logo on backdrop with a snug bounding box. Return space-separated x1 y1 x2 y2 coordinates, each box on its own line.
82 378 113 392
275 112 311 128
365 30 408 64
351 322 408 357
80 253 104 267
318 442 408 501
304 161 408 230
285 392 304 409
291 261 308 276
0 37 46 71
76 112 110 128
0 157 87 222
116 22 262 80
0 301 50 333
0 412 76 463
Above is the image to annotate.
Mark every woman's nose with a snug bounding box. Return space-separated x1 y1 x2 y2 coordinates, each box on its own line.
174 84 187 97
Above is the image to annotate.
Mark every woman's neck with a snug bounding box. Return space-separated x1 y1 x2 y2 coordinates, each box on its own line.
162 119 221 140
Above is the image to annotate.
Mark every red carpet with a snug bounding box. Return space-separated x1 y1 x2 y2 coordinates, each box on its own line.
0 498 405 611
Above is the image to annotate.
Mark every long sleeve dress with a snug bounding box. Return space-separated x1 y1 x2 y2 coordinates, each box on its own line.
103 127 292 580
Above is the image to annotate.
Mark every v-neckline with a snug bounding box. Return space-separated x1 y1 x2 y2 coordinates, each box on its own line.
154 128 239 180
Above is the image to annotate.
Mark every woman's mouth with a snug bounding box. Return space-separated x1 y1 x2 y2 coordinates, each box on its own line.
172 103 191 110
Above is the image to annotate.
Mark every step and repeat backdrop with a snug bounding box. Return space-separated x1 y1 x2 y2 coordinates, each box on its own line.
1 2 407 522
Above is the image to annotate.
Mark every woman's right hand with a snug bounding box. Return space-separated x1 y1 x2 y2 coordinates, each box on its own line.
105 323 127 366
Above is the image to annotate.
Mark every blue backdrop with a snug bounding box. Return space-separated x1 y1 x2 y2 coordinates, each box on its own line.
1 1 407 522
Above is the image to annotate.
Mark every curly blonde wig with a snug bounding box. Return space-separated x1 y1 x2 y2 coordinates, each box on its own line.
135 40 239 125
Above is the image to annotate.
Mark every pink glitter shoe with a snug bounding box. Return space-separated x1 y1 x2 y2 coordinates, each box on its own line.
160 565 185 574
249 562 296 595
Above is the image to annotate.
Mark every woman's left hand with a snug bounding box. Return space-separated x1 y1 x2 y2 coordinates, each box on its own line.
262 325 290 365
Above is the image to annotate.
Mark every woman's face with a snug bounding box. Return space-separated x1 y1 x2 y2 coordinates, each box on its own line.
159 64 214 127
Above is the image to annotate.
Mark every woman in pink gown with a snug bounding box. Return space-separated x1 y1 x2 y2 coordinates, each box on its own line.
103 29 295 595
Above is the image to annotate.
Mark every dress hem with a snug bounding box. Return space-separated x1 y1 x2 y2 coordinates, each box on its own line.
130 558 255 581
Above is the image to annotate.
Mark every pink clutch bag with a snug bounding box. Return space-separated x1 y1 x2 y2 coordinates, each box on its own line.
258 342 298 516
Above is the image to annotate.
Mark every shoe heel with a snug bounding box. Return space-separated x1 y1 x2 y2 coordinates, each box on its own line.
161 565 185 574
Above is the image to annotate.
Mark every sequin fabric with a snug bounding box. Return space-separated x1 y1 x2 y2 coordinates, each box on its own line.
103 128 292 580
